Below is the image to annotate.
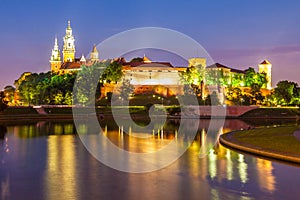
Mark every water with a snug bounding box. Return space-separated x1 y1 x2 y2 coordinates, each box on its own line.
0 119 300 200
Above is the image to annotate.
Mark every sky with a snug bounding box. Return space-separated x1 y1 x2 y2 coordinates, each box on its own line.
0 0 300 89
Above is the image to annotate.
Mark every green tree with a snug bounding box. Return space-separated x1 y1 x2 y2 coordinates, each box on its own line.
119 79 135 100
101 61 123 83
180 64 206 87
64 91 73 105
274 80 298 105
250 83 264 105
74 65 103 105
244 67 267 88
226 87 242 105
0 91 8 112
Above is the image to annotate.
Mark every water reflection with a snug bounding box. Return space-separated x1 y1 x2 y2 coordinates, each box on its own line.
0 119 298 199
46 135 78 200
0 125 9 200
256 159 276 193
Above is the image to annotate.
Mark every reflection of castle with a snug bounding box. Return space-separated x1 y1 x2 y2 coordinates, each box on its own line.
50 21 272 98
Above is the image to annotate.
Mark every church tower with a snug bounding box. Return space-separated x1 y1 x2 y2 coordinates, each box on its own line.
50 36 62 72
90 44 99 62
259 59 272 89
63 21 75 62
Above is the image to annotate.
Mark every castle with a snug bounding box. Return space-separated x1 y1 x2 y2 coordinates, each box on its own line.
49 21 272 99
50 21 99 73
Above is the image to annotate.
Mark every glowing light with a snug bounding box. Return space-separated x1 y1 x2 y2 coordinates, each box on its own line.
208 149 217 179
238 154 248 183
226 150 233 181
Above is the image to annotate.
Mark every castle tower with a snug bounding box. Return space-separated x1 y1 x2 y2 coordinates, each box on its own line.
50 36 62 72
63 20 75 62
188 58 206 68
258 60 272 89
90 44 99 62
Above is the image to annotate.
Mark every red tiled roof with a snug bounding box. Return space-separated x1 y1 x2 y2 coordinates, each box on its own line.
60 62 82 70
260 60 271 65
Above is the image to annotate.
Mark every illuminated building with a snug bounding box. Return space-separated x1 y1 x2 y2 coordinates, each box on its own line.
49 37 62 72
259 59 272 89
62 20 76 62
49 21 272 98
49 21 100 73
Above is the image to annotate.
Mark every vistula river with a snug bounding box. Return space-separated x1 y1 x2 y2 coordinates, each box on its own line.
0 118 300 200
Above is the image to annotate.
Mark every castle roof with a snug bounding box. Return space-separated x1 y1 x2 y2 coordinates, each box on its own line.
260 60 271 65
207 63 246 74
60 62 82 70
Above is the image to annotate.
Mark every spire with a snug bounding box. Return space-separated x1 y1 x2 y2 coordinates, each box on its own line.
50 36 61 61
54 35 59 50
50 36 62 72
67 20 71 30
90 44 99 62
92 44 98 53
143 54 151 63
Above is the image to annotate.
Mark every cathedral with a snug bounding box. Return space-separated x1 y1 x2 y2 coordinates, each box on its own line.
49 21 99 73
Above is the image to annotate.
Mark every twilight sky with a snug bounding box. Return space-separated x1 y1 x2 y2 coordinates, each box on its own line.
0 0 300 89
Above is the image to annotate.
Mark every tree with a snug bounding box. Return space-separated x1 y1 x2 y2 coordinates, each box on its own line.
101 61 123 83
226 87 242 105
73 65 103 105
244 67 267 88
0 91 8 112
119 79 135 100
274 80 298 105
180 64 206 85
250 83 264 105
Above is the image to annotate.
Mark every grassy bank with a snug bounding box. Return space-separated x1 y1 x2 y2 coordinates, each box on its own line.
220 126 300 163
240 107 300 118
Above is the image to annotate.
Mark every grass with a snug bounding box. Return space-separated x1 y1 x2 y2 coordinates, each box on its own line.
241 107 300 118
230 126 300 155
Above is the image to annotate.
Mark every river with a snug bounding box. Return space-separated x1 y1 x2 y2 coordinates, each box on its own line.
0 118 300 200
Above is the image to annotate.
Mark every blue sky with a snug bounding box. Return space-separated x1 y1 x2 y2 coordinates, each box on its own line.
0 0 300 88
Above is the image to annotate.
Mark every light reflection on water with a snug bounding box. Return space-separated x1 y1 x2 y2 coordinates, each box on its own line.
0 119 299 199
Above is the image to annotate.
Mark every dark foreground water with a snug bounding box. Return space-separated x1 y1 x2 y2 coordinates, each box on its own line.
0 119 300 200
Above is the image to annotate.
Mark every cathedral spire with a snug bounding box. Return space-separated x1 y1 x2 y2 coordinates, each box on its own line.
50 36 62 72
54 36 59 51
63 20 75 62
90 44 99 62
67 20 71 30
50 36 61 61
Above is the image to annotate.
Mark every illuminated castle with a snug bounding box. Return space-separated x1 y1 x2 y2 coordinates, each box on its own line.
49 21 272 100
49 21 99 73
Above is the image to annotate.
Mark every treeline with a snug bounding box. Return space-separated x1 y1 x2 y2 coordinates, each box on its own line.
17 61 123 105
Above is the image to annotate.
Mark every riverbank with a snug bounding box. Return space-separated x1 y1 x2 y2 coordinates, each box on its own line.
219 126 300 164
0 106 299 120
